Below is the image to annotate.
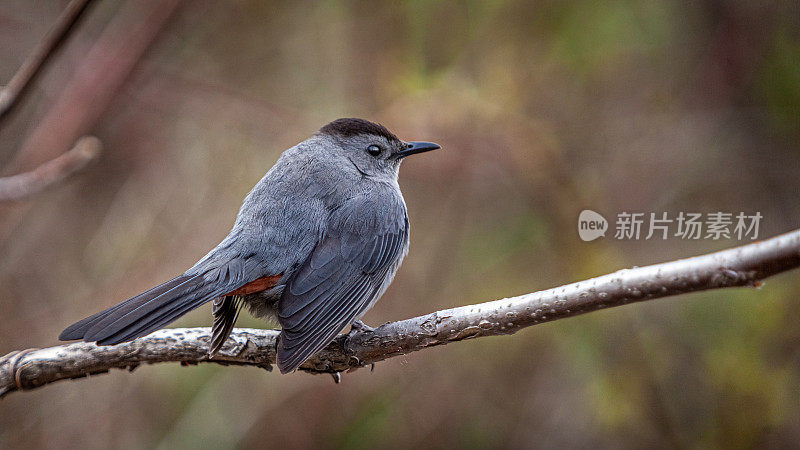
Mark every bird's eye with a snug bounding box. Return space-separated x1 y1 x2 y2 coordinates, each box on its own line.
366 145 382 157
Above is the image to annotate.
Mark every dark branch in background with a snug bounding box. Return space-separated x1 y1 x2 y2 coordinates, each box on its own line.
0 136 100 201
0 0 93 119
1 229 798 397
0 0 181 244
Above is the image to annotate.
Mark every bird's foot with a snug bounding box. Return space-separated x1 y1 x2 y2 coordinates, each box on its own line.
344 321 377 372
350 319 374 333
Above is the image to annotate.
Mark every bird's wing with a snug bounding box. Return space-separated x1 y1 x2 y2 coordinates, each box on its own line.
276 201 408 373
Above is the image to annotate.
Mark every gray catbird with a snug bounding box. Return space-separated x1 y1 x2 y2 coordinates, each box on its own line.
59 118 440 374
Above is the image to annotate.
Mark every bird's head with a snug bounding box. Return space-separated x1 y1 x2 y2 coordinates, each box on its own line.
315 118 440 180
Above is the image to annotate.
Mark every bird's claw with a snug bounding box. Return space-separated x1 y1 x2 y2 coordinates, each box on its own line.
351 319 374 333
344 321 378 372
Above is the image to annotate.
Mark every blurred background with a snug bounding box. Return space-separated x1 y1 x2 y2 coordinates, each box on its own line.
0 0 798 448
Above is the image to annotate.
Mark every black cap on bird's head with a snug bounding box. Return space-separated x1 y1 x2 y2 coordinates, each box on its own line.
319 118 441 161
319 118 400 143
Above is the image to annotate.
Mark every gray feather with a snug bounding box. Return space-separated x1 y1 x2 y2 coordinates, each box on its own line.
210 295 243 355
275 193 409 373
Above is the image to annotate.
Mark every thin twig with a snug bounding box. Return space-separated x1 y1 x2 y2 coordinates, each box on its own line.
0 0 93 119
0 136 100 201
1 228 798 397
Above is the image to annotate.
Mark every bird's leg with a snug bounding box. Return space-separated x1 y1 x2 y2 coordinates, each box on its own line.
350 319 374 332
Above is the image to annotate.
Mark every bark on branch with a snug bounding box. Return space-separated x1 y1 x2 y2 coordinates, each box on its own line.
2 229 799 397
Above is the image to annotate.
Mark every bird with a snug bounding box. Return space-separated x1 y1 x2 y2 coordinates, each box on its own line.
59 118 441 374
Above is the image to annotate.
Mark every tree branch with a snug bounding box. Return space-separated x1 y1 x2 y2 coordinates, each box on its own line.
2 229 798 397
0 136 100 201
0 0 93 119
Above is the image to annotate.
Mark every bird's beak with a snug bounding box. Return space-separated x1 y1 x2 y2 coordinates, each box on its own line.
393 141 441 160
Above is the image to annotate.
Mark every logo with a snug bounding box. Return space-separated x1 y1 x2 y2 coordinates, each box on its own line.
578 209 608 241
577 210 762 241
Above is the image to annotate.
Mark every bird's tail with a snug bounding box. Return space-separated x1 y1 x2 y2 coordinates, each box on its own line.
59 273 226 345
